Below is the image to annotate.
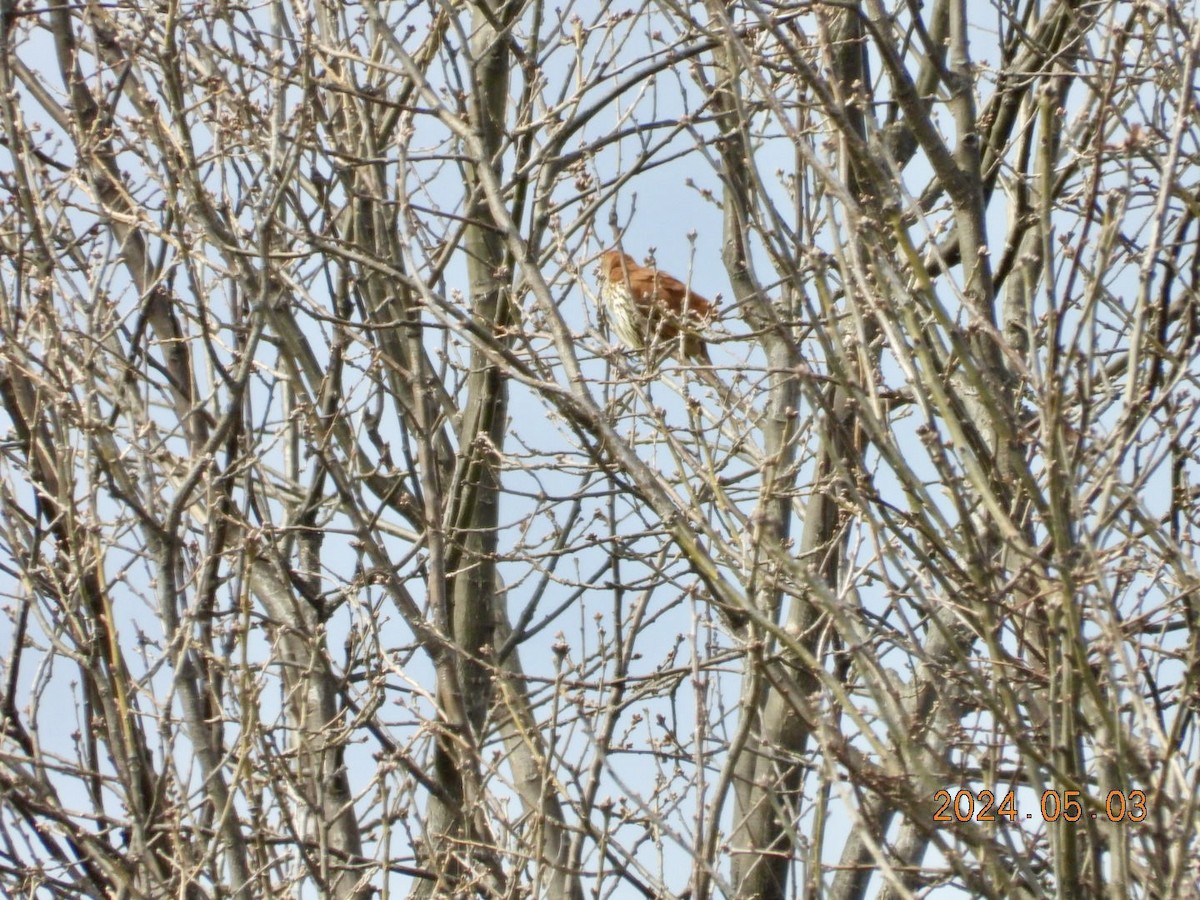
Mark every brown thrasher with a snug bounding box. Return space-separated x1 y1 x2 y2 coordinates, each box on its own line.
597 250 715 364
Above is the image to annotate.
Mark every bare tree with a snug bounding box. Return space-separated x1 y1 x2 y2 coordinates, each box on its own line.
1 1 1197 897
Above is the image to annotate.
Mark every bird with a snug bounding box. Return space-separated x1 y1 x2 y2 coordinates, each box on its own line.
596 249 715 365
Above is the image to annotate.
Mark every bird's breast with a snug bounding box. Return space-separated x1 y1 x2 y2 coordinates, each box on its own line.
603 281 648 350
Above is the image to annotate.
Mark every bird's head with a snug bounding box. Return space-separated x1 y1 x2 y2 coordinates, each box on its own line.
598 249 636 282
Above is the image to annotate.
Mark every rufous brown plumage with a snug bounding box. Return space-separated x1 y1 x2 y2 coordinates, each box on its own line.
597 250 714 364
